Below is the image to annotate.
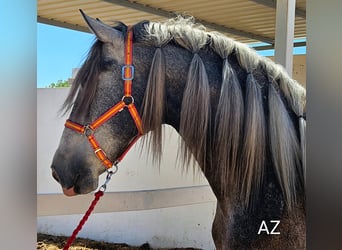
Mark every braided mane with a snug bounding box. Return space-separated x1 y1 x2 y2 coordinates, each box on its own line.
141 16 306 208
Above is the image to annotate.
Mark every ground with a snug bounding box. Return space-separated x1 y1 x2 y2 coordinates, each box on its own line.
37 233 199 250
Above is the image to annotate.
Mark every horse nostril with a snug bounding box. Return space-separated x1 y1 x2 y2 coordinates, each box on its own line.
52 169 61 183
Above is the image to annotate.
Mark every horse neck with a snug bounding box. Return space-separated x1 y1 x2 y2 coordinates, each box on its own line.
162 43 225 194
163 43 223 124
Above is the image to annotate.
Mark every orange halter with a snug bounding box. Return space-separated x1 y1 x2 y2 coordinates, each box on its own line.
65 27 143 169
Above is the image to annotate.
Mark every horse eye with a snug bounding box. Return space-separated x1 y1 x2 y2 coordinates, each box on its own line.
102 58 117 69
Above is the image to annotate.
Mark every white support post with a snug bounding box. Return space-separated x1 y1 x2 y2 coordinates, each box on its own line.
274 0 296 76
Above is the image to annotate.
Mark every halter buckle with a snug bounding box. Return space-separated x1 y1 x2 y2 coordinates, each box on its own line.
122 65 135 80
94 147 107 157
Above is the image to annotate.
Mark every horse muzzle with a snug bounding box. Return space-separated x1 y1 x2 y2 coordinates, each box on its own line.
62 187 77 196
51 165 98 196
51 168 78 196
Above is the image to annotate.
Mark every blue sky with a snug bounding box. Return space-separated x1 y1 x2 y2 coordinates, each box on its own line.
37 23 306 88
37 23 94 88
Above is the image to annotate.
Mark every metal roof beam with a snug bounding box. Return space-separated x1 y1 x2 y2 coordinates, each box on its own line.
252 41 305 50
274 0 296 76
102 0 274 44
38 16 91 33
198 21 274 44
250 0 306 18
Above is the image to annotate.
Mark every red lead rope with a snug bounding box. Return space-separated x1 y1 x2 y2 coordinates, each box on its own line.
63 191 104 250
64 169 115 249
63 27 142 249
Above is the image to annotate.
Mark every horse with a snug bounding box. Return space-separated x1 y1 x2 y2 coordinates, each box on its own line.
51 10 306 249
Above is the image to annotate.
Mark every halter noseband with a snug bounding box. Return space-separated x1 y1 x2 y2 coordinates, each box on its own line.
65 27 143 169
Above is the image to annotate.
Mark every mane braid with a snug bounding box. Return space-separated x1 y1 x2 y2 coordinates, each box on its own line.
179 53 211 172
141 47 166 163
268 82 301 208
240 73 266 207
208 26 305 207
210 32 244 195
138 16 306 207
140 21 172 164
214 58 244 195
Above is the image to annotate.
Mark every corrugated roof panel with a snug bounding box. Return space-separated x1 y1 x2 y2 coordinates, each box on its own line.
39 0 100 11
38 0 306 45
296 0 306 10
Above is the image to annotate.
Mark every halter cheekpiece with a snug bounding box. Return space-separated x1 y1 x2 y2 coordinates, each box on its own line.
64 27 143 169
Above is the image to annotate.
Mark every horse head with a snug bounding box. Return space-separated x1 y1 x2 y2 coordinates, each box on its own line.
51 11 150 196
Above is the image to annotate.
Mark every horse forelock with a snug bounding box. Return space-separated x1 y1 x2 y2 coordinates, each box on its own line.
61 21 135 118
61 39 104 118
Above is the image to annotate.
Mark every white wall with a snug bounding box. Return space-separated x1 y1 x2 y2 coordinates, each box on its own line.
37 88 216 249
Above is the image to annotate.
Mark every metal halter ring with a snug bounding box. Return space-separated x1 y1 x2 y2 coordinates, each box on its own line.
83 125 94 137
122 95 134 106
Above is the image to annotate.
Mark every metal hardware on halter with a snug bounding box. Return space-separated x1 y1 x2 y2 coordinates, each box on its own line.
99 166 118 192
94 147 107 157
122 95 134 105
83 124 94 137
64 27 142 171
122 65 135 80
62 24 139 250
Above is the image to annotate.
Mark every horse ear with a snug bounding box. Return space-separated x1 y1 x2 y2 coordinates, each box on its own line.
80 9 123 44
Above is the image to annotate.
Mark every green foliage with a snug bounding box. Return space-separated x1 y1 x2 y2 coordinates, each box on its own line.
47 80 70 88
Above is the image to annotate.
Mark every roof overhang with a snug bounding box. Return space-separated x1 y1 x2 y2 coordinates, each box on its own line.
37 0 306 49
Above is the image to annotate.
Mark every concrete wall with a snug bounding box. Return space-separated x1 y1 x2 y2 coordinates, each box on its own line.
37 88 216 249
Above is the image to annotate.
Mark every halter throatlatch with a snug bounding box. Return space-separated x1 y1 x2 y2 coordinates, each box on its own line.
65 27 143 169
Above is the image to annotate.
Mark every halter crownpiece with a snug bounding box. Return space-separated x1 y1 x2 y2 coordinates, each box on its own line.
65 26 143 169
